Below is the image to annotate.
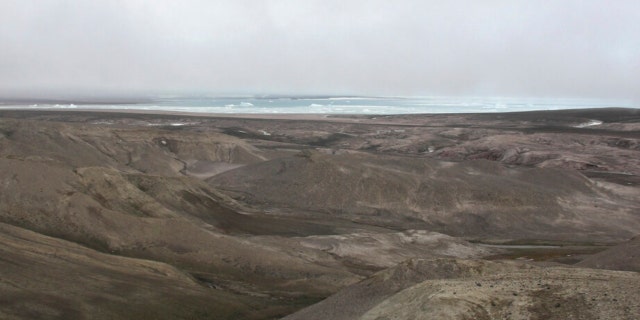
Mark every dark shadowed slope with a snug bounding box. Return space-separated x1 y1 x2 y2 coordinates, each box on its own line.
0 222 261 320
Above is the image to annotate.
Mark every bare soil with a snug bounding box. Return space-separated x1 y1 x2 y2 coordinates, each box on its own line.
0 108 638 319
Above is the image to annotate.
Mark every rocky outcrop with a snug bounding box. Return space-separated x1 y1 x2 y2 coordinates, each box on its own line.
285 258 640 320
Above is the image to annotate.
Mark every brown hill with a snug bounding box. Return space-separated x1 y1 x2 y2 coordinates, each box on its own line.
0 118 264 176
210 152 640 242
0 119 359 316
0 157 359 296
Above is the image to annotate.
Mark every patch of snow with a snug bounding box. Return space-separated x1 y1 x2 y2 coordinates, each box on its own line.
574 119 603 128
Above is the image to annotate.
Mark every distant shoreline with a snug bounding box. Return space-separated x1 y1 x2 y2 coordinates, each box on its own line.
0 97 152 105
0 107 339 120
2 96 635 116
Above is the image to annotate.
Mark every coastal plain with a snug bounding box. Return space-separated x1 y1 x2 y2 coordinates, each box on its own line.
0 108 639 319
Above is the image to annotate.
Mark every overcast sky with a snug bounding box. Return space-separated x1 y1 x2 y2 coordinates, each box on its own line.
1 0 639 100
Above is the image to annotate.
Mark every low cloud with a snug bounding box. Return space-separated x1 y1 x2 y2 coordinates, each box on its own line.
1 0 639 100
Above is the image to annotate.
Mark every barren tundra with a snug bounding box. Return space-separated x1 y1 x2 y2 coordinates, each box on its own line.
0 108 639 319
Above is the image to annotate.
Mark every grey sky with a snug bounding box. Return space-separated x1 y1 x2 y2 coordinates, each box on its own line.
1 0 639 100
